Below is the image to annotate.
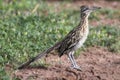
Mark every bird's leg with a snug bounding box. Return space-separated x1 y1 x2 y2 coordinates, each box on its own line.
68 51 81 70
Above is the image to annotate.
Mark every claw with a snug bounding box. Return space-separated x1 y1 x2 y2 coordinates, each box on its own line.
71 65 82 71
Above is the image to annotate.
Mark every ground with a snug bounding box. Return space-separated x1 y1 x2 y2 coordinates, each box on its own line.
13 47 120 80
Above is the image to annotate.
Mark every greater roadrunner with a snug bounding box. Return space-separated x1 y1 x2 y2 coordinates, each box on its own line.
18 5 101 70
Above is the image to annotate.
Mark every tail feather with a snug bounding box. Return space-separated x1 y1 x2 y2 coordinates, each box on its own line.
18 41 61 69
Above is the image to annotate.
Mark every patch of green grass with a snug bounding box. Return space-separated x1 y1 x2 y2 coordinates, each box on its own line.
99 8 120 19
0 67 9 80
0 0 120 79
85 26 120 52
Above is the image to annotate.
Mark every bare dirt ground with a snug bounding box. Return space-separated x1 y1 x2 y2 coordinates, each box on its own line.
14 47 120 80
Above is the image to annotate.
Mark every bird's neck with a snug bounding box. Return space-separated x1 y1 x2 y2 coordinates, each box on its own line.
80 14 89 27
78 14 89 33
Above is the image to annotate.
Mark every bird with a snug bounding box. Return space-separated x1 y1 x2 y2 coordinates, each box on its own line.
18 5 101 70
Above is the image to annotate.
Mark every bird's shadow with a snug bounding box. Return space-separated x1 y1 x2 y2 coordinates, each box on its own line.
19 65 48 70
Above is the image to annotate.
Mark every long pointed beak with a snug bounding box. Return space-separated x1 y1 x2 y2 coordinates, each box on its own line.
90 6 101 11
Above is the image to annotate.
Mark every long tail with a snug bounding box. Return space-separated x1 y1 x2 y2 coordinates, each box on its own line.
18 41 61 69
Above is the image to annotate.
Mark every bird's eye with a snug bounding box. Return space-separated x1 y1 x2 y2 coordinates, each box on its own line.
81 7 89 12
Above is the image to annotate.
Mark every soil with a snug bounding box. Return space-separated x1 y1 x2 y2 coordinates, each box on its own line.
14 47 120 80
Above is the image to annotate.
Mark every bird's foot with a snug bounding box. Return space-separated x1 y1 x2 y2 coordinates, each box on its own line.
70 65 82 71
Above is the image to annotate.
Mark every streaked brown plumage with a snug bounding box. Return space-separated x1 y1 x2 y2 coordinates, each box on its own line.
18 5 101 70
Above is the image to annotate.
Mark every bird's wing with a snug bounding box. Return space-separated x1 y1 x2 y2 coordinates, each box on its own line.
58 29 83 57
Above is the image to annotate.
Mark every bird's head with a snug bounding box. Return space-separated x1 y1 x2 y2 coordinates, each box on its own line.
80 5 101 16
